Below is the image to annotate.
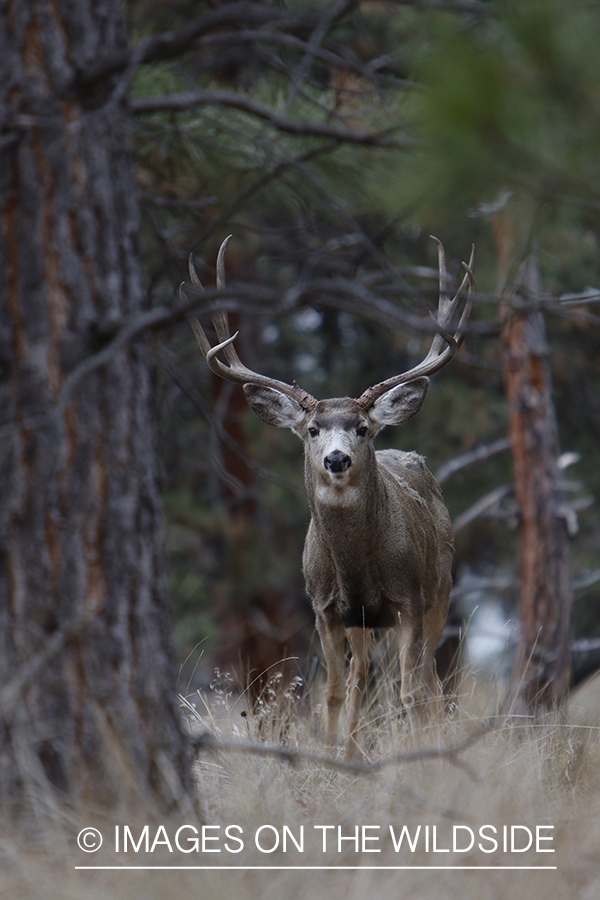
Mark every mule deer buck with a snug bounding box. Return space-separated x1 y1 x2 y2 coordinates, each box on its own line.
188 236 475 750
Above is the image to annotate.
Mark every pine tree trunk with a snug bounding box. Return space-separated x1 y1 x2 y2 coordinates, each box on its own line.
502 257 572 715
0 1 191 815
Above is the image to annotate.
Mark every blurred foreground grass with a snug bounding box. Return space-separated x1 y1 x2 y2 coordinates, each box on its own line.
2 666 600 900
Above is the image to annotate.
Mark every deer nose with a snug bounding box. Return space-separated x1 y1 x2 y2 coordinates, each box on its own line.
324 451 352 473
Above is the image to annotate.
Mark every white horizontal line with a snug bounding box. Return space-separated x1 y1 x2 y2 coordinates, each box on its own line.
75 865 557 871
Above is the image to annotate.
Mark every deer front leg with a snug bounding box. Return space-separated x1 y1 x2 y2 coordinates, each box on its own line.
398 616 426 727
345 626 371 754
315 610 346 747
421 599 449 719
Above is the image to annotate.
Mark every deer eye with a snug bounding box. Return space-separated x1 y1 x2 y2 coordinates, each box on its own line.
308 426 319 438
357 425 368 438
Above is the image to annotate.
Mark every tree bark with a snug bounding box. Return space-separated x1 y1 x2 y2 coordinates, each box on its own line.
502 257 572 715
0 1 191 815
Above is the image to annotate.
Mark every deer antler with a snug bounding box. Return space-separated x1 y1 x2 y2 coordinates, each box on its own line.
356 237 475 410
187 236 318 413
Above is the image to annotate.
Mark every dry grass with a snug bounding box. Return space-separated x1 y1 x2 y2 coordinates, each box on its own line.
2 660 600 900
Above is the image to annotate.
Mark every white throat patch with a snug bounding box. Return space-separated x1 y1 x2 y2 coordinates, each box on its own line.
316 483 361 507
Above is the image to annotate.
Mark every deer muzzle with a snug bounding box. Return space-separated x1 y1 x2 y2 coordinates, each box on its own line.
324 451 352 474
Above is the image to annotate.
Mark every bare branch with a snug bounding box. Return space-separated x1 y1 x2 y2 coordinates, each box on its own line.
55 306 176 418
0 616 90 719
450 569 600 602
287 0 358 106
574 570 600 592
196 141 342 247
559 288 600 306
161 350 304 496
450 574 515 600
573 637 600 653
436 437 511 485
53 259 485 418
78 0 480 90
78 2 324 87
387 0 490 15
130 90 411 148
194 29 411 89
452 485 515 534
192 722 493 775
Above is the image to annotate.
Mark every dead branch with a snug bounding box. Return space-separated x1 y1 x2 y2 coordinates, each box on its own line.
452 485 515 534
194 29 409 89
286 0 358 105
192 721 493 775
78 2 324 87
388 0 489 15
573 637 600 653
196 141 342 246
161 350 304 495
436 437 511 485
450 574 515 600
78 0 481 90
53 269 481 418
130 90 410 148
0 617 90 719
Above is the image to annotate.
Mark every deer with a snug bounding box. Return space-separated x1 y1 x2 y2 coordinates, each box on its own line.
187 235 475 751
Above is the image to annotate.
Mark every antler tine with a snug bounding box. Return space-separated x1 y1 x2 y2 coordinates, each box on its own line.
187 252 214 360
189 238 318 412
205 235 241 369
356 240 475 410
454 248 476 345
188 236 244 370
429 235 451 359
210 235 239 370
216 234 230 292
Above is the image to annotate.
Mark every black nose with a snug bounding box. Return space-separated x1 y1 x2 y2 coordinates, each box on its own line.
324 451 352 473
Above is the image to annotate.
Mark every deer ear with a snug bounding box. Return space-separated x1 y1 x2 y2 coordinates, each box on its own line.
368 377 429 432
244 384 307 433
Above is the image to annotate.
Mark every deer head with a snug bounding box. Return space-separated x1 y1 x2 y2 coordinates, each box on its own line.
186 235 474 496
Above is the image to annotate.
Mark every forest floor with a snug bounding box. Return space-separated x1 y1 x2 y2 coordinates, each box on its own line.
2 665 600 900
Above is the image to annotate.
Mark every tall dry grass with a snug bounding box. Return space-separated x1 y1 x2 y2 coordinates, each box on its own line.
2 657 600 900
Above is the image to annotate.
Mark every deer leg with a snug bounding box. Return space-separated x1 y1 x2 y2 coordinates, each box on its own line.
422 605 448 718
315 610 346 747
345 626 372 754
420 628 443 714
422 566 452 717
398 615 426 726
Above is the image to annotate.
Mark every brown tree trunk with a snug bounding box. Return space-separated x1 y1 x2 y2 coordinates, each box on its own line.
0 1 191 816
502 256 572 715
